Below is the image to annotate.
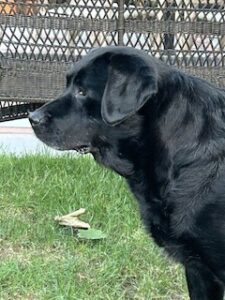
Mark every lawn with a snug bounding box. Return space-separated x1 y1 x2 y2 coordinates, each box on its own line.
0 154 188 299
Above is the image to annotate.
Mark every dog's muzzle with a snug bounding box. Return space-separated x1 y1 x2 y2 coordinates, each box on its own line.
29 110 52 127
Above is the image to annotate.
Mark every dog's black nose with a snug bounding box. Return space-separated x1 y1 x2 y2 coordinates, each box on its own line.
29 111 51 126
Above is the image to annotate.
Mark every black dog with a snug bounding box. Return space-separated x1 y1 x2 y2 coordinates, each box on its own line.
29 46 225 299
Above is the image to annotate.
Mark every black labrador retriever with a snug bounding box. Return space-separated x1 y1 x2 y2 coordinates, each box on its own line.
29 46 225 300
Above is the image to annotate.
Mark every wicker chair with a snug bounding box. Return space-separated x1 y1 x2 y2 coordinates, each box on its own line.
0 0 224 122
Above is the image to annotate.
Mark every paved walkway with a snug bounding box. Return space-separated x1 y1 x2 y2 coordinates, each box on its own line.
0 126 33 134
0 118 68 156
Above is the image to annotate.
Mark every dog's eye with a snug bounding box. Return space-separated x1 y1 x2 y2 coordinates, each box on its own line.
77 87 87 97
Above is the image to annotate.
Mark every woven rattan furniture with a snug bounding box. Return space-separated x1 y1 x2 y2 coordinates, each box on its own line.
0 0 224 122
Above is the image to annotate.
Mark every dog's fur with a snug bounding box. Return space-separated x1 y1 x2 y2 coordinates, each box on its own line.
29 46 225 299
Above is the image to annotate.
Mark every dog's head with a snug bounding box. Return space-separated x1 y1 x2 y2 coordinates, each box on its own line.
29 47 159 154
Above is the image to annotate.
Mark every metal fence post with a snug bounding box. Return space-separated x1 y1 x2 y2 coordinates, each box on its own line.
117 0 125 46
164 0 175 51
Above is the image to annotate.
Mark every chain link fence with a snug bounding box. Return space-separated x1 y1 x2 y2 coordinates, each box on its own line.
0 0 224 121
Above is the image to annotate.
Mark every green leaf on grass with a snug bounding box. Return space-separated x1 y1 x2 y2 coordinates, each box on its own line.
77 228 107 240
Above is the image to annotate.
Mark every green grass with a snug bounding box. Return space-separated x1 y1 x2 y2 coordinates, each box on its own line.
0 154 188 299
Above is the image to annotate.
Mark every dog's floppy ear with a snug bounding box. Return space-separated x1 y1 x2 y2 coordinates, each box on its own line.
101 53 158 125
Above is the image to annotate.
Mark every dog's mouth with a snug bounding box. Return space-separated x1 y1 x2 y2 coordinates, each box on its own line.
73 145 91 154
